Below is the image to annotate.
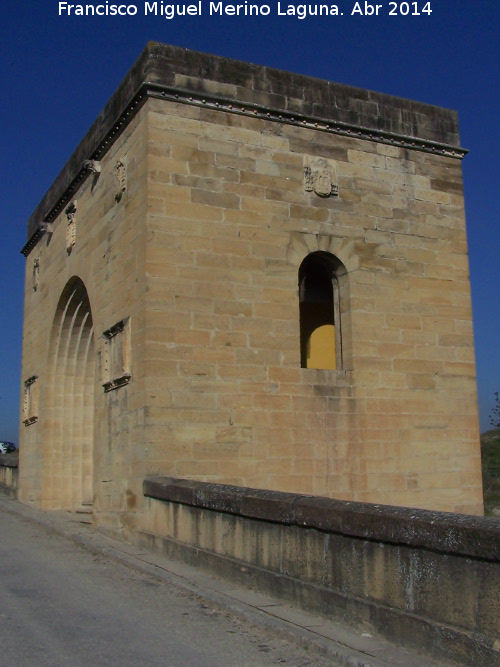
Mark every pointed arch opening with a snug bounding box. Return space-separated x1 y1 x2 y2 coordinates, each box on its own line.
299 252 346 370
43 277 95 510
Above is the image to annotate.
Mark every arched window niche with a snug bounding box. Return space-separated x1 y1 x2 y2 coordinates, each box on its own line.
299 251 346 370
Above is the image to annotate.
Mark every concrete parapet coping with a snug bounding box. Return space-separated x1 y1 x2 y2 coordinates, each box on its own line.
0 453 19 468
143 475 500 562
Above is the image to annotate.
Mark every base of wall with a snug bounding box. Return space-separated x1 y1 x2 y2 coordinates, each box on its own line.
0 483 17 498
137 528 494 666
142 476 500 667
0 456 18 498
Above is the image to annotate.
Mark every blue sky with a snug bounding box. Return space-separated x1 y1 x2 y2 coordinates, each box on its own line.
0 0 498 442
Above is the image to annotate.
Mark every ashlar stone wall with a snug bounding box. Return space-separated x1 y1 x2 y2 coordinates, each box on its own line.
19 105 150 517
18 43 483 535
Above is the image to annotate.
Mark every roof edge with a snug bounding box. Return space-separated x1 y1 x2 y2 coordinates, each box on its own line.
23 42 467 255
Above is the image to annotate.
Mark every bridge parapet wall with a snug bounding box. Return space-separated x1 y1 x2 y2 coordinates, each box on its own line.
0 454 19 498
142 476 500 666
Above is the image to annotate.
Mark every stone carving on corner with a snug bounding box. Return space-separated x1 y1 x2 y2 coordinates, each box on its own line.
65 201 77 254
84 159 101 174
40 222 53 234
32 258 40 292
304 160 339 198
114 159 127 202
40 222 54 247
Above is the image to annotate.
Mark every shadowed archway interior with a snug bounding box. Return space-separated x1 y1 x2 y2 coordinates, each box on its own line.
43 277 95 510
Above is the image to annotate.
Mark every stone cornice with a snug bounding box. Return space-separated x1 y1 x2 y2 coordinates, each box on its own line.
21 229 45 257
149 82 468 159
22 42 468 257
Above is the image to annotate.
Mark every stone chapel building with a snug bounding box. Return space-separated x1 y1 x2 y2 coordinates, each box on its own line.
18 43 483 534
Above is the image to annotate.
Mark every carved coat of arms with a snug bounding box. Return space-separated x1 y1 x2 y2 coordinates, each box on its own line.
304 165 339 198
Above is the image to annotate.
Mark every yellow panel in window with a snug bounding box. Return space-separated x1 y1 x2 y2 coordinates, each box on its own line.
307 324 336 370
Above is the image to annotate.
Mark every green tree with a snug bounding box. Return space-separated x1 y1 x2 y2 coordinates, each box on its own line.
491 392 500 429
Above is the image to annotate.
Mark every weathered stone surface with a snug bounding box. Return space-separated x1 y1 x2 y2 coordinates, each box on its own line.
24 42 464 245
144 476 500 560
0 452 18 468
19 43 482 525
0 453 19 497
142 477 500 666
